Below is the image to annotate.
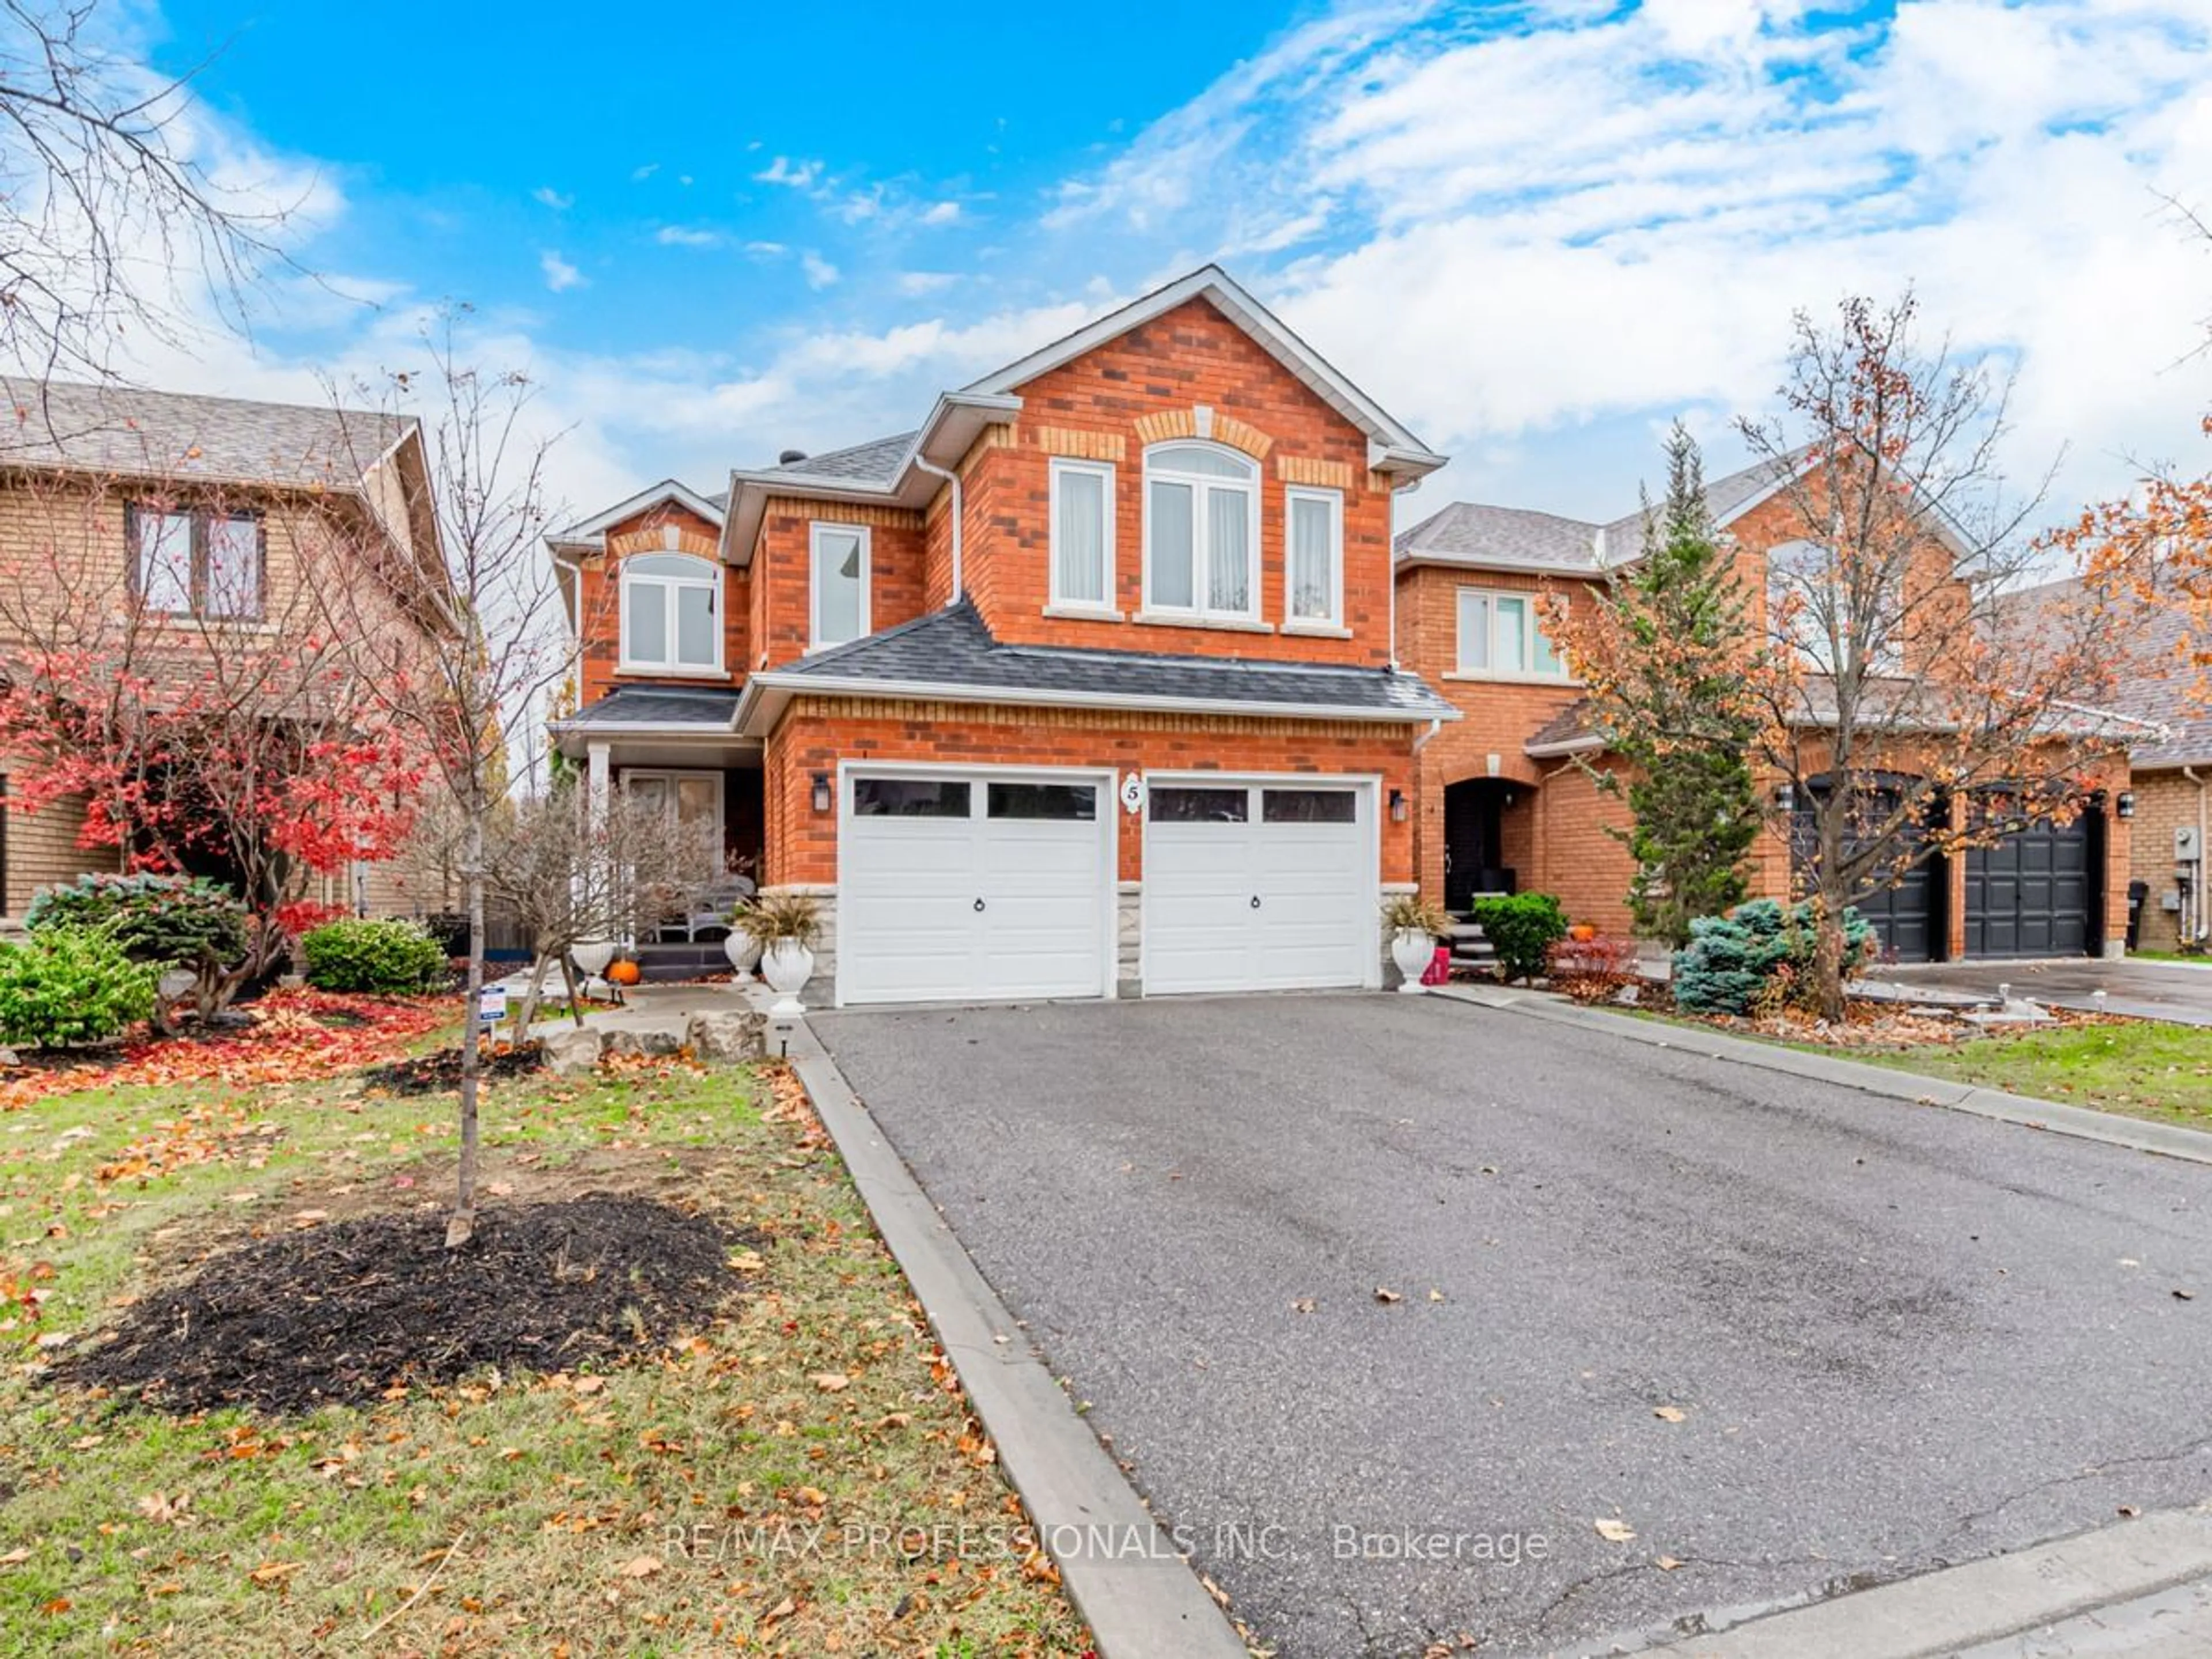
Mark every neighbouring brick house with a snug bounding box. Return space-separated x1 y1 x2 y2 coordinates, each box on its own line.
1395 453 2145 963
0 378 449 921
547 266 1459 1004
2003 576 2208 953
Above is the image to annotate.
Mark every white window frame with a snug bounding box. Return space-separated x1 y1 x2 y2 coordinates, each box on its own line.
1047 457 1118 616
1139 441 1262 625
1283 485 1344 631
617 551 723 676
1452 585 1571 682
620 767 726 845
809 522 873 651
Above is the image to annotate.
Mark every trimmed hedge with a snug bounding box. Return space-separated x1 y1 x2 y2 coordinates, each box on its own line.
301 919 450 994
1469 892 1569 984
0 927 157 1048
1671 898 1874 1016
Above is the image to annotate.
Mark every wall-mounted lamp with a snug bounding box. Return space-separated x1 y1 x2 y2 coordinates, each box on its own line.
1388 788 1407 823
1501 789 1516 809
1774 783 1796 812
2117 791 2136 820
811 771 832 813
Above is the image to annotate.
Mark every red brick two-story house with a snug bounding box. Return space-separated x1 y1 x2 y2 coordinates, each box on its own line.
548 267 1459 1005
1395 453 2143 962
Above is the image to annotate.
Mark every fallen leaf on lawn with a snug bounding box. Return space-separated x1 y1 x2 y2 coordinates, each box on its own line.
1653 1406 1687 1423
810 1372 851 1393
617 1555 662 1579
249 1561 304 1585
572 1376 605 1395
1593 1518 1637 1543
69 1435 104 1451
762 1596 797 1624
793 1486 829 1508
1656 1555 1683 1571
1374 1287 1403 1305
0 1548 30 1566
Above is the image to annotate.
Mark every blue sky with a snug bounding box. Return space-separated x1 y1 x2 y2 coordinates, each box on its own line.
97 0 2212 538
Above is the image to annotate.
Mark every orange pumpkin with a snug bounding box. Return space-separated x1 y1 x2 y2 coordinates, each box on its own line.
1569 922 1599 942
605 958 642 986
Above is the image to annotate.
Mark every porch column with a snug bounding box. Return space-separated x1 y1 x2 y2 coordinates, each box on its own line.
586 741 611 825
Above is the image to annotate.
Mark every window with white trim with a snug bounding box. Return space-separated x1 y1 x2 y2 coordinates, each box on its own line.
1456 588 1567 679
1285 486 1342 626
130 503 264 620
1143 442 1257 620
1049 459 1114 609
620 551 721 672
1768 539 1902 674
810 523 871 649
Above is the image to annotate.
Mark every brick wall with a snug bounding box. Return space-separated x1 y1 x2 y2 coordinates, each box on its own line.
0 786 117 917
954 297 1393 664
574 503 748 703
2124 767 2207 950
760 695 1418 888
750 500 926 671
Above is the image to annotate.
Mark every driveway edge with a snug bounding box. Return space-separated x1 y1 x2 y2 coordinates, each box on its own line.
782 1020 1252 1659
1619 1503 2212 1657
1430 985 2212 1168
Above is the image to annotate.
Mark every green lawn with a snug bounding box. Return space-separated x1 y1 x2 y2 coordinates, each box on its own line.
1843 1020 2212 1131
2125 949 2211 965
0 1036 1088 1656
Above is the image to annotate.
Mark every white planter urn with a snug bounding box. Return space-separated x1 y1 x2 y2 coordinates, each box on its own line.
1391 928 1437 994
572 938 617 999
722 926 762 980
759 939 815 1016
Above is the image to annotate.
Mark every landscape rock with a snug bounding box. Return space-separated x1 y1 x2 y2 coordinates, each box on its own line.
605 1027 684 1060
539 1026 605 1076
684 1009 767 1063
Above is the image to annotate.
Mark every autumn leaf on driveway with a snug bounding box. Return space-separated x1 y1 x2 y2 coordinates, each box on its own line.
1593 1518 1637 1543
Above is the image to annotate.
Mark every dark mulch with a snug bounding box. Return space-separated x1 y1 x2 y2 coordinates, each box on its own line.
361 1040 544 1095
58 1194 750 1414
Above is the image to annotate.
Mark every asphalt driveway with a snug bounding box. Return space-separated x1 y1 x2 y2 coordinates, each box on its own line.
1870 957 2212 1026
812 995 2212 1659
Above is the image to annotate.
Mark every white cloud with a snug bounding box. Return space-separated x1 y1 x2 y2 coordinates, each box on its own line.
755 155 825 190
532 185 573 210
920 200 963 226
801 251 840 290
631 162 660 182
656 226 722 248
897 271 958 296
539 250 585 293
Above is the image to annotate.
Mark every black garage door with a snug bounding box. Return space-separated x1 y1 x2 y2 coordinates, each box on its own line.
1964 813 2095 958
1793 787 1940 964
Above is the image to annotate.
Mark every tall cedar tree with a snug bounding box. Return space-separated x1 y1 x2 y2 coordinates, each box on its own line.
1557 425 1762 948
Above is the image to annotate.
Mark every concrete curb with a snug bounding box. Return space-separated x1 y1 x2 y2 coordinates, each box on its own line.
781 1019 1251 1659
1429 984 2212 1168
1615 1503 2212 1657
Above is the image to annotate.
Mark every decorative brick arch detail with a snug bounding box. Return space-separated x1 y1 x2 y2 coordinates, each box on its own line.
1441 757 1547 790
605 520 721 562
1132 406 1274 461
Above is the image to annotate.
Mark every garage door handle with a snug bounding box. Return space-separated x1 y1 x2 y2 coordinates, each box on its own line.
1249 894 1262 909
974 897 986 912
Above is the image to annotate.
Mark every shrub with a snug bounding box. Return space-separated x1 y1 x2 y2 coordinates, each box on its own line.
1548 934 1641 1002
738 890 822 950
1671 898 1874 1017
0 927 157 1048
1380 891 1452 938
301 919 450 994
26 872 249 970
1469 892 1569 984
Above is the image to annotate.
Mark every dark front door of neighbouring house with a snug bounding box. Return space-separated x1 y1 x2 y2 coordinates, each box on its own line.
1964 804 2097 958
1444 779 1514 911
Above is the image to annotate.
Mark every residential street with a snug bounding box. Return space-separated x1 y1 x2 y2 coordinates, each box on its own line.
815 994 2212 1658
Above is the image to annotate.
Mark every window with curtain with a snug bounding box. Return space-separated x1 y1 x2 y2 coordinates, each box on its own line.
1456 586 1570 678
810 524 870 649
1050 459 1112 608
1143 442 1257 621
130 505 263 620
1286 487 1341 624
620 551 721 671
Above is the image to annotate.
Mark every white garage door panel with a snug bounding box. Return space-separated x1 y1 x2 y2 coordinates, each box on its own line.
840 774 1108 1006
1143 787 1372 995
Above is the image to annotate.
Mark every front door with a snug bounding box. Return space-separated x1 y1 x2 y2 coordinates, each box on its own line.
1444 780 1504 912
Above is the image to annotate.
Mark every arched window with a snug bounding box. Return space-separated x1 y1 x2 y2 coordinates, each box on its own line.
621 551 721 672
1143 442 1259 622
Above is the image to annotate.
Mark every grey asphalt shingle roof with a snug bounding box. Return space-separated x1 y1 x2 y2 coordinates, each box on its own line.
1400 450 1813 574
773 599 1457 718
2003 577 2208 767
0 377 412 490
759 431 914 487
556 684 742 730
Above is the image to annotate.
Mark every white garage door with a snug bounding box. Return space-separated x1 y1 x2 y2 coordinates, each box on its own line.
839 771 1110 1006
1143 781 1375 995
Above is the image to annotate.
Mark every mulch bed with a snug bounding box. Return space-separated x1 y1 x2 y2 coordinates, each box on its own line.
57 1194 751 1414
360 1039 545 1096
